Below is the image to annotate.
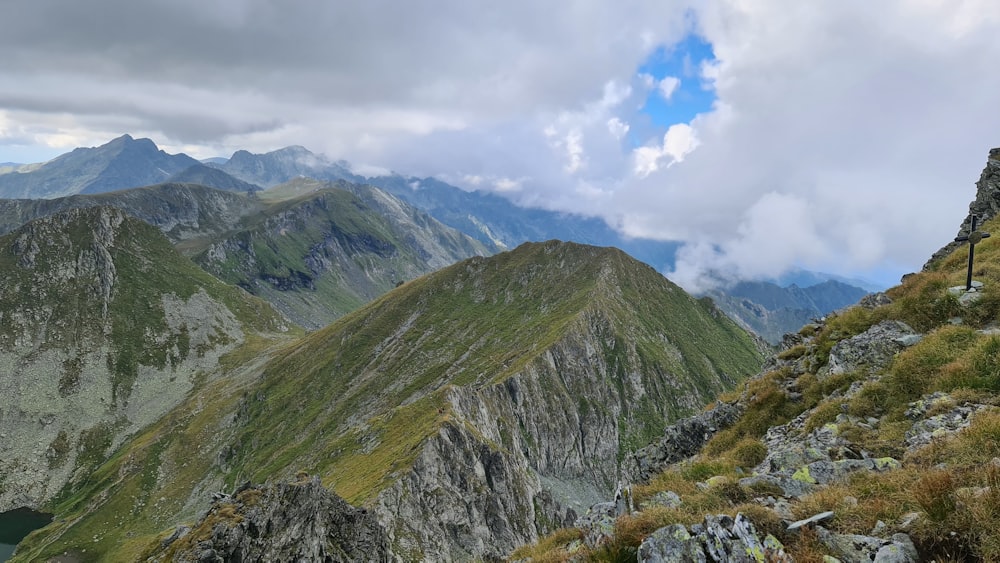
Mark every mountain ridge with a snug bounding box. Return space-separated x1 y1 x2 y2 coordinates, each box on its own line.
0 135 200 199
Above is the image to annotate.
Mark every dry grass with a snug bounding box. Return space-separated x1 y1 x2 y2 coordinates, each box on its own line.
508 527 582 562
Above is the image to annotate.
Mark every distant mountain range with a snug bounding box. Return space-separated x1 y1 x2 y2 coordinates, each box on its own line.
0 135 870 341
0 180 490 329
706 279 869 343
0 135 199 198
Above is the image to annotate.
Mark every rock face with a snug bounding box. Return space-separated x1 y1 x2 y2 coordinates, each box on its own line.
148 478 391 563
924 147 1000 269
0 207 285 512
821 320 918 377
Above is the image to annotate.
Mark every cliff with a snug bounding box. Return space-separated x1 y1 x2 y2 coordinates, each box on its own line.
0 207 288 514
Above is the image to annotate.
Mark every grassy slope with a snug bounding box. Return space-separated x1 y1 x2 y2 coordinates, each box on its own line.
519 215 1000 561
227 241 763 504
193 187 444 327
4 209 295 562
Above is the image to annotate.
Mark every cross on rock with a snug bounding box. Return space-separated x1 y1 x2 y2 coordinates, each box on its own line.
955 214 991 291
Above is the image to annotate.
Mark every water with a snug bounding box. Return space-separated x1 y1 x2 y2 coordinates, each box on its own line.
0 508 52 562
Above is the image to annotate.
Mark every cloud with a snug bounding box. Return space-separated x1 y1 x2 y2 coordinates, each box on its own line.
3 1 1000 289
607 118 630 140
633 123 699 178
657 76 681 101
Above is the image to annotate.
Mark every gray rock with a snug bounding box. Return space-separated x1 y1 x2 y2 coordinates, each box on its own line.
144 477 392 563
858 292 893 310
640 490 683 510
638 513 789 563
904 392 992 449
575 501 617 547
822 320 918 378
626 402 743 483
816 527 918 563
638 524 708 562
786 510 834 531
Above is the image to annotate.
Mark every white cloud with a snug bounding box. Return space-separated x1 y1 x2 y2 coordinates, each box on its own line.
493 177 523 192
657 76 681 100
607 117 630 140
632 123 699 178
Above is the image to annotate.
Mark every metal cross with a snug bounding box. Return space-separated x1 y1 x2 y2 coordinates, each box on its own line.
955 214 991 291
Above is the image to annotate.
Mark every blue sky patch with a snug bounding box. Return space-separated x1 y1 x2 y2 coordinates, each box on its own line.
636 34 718 133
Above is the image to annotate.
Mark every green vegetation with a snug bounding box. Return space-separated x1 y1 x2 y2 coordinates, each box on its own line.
519 215 1000 562
194 185 486 328
224 241 763 503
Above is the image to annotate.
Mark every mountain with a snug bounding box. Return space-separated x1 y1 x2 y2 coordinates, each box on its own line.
1 137 854 330
165 163 263 193
0 207 289 516
195 179 492 328
775 268 885 293
514 147 1000 562
12 240 764 561
0 183 260 246
0 179 492 329
0 135 200 199
706 280 870 344
211 145 358 187
208 145 683 270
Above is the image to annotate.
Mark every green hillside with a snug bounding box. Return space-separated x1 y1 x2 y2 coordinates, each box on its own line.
194 183 490 328
0 207 292 543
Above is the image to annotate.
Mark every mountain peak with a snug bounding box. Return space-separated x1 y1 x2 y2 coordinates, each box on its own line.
924 147 1000 269
0 135 199 199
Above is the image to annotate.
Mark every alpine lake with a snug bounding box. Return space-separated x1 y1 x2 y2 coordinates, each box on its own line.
0 508 52 561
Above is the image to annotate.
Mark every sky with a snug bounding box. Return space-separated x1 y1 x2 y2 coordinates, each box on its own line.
2 0 1000 291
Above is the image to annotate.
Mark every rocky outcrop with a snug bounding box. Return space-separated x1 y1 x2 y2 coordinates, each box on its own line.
924 147 1000 269
625 402 743 483
637 513 789 562
815 527 918 562
820 320 919 377
374 421 552 561
148 478 391 563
